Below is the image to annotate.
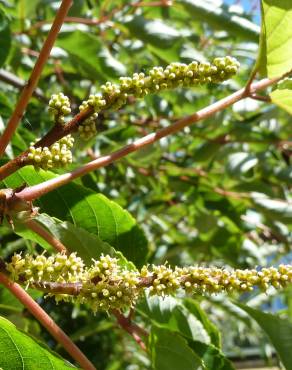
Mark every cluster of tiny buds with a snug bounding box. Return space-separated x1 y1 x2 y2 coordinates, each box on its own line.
78 56 240 139
6 252 84 283
78 113 98 140
79 255 140 312
7 253 290 313
48 93 71 124
27 135 74 170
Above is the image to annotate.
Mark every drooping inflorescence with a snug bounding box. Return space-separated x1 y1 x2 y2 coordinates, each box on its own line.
48 92 71 125
5 252 292 313
78 56 240 139
27 135 74 170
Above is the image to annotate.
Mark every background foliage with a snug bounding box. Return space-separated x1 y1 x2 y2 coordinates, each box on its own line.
0 0 291 369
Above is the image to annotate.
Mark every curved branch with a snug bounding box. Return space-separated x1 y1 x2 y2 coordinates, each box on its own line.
24 219 67 253
0 69 47 102
0 272 96 370
16 74 284 202
0 0 73 157
112 309 148 351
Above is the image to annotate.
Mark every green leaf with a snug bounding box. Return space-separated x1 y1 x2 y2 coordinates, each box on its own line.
124 16 181 48
179 0 259 42
193 142 222 163
236 303 292 370
183 298 221 348
97 47 127 78
0 287 23 314
3 167 148 267
17 213 136 269
251 192 292 223
149 326 202 370
261 0 292 77
226 152 258 177
189 341 235 370
0 287 42 315
0 316 78 369
270 88 292 115
56 31 104 80
57 31 126 80
0 8 11 67
274 166 292 185
138 296 214 345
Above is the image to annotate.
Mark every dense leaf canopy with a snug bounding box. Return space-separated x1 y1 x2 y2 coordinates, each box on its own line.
0 0 291 369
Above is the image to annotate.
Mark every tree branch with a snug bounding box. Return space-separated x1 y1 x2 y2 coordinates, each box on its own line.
112 309 148 351
24 219 67 253
15 74 286 202
0 0 73 157
0 69 47 102
0 272 96 370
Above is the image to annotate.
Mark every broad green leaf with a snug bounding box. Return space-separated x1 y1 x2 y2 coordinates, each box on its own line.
17 0 42 18
124 16 181 48
0 287 23 314
274 166 292 185
0 316 78 369
97 47 127 78
274 77 292 90
70 320 113 342
8 221 53 251
188 341 235 370
270 88 292 115
57 31 126 80
56 31 104 80
17 213 136 269
3 167 148 267
0 8 11 67
138 296 214 345
193 142 222 163
251 192 292 223
226 152 258 177
149 326 201 370
237 303 292 370
261 0 292 77
179 0 259 42
0 287 42 315
183 298 221 348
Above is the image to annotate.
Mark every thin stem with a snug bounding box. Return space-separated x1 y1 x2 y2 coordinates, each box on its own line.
0 69 47 102
243 68 258 96
16 74 284 202
0 272 96 370
112 309 148 351
0 0 73 157
24 219 67 253
250 93 271 102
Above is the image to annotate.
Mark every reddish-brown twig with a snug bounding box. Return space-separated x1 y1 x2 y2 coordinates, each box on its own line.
15 74 287 202
0 69 47 102
112 309 148 351
24 219 67 253
0 0 73 157
0 272 96 370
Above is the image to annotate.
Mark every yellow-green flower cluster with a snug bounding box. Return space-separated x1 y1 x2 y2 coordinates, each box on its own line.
6 252 84 283
79 255 140 312
7 253 291 313
78 113 98 140
48 93 71 124
141 264 181 296
78 56 240 139
27 135 74 170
